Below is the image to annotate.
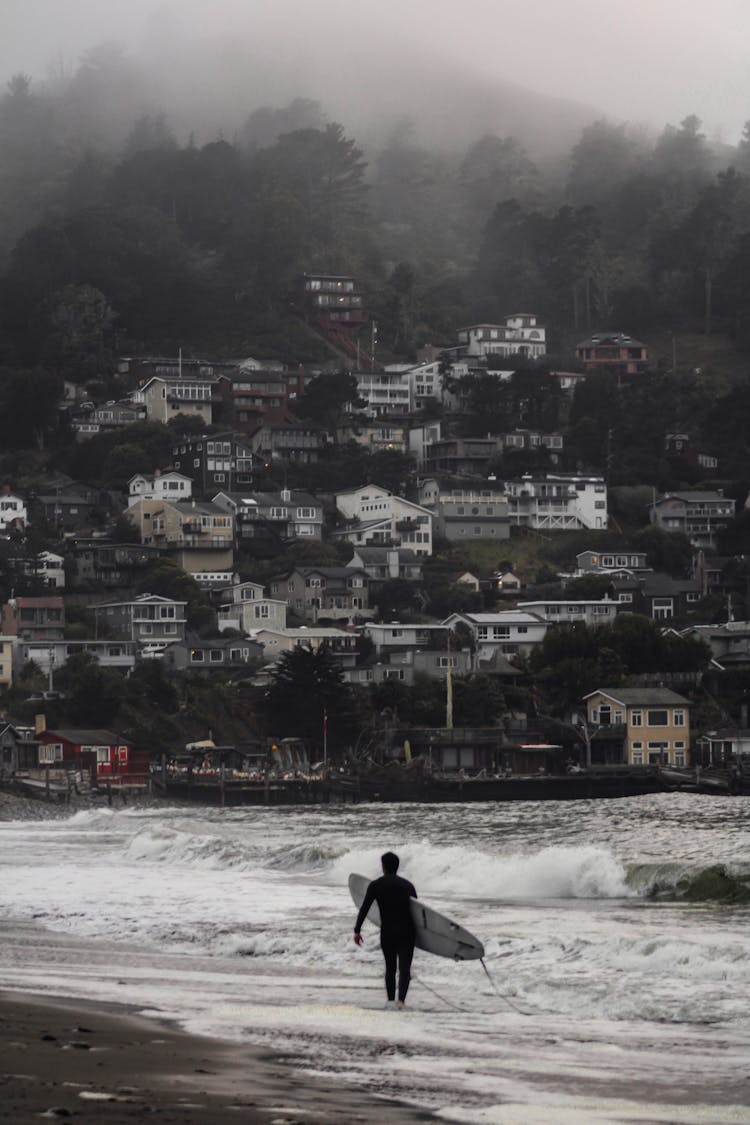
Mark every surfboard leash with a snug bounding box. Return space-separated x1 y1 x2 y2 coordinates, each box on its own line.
479 957 529 1016
411 972 470 1012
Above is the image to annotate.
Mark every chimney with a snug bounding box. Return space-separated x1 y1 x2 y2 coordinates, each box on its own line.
281 488 291 502
35 713 46 735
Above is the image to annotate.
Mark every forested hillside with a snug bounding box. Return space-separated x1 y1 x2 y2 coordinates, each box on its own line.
3 46 750 371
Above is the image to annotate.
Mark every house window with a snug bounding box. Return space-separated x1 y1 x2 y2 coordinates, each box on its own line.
652 598 674 620
631 711 642 727
648 741 668 764
209 650 223 663
618 593 633 603
599 704 612 725
96 748 110 763
674 750 686 767
39 743 63 763
647 710 668 726
631 750 644 765
673 710 685 727
190 649 205 662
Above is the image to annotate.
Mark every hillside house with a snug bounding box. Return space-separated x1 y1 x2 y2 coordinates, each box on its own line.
518 599 619 626
133 373 216 427
611 573 702 619
69 541 163 591
575 332 648 375
457 314 547 360
505 474 608 530
268 566 369 623
334 485 433 556
650 490 734 549
162 635 264 674
92 593 187 648
422 488 511 541
170 432 256 494
128 498 234 573
442 610 548 662
575 548 651 577
1 596 65 641
350 547 423 584
128 471 193 507
213 489 323 544
0 490 27 532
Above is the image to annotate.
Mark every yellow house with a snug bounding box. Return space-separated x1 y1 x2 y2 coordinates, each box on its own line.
583 688 691 767
128 498 234 574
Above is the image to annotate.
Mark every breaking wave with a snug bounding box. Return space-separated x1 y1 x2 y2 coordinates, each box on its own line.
626 861 750 903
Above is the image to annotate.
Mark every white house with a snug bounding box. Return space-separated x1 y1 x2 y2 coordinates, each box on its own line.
518 599 619 626
456 314 546 360
128 471 193 507
334 485 433 556
504 474 608 530
0 491 27 532
21 551 65 589
443 611 549 663
354 369 413 416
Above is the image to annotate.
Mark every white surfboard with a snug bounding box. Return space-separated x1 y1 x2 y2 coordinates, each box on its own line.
349 872 484 961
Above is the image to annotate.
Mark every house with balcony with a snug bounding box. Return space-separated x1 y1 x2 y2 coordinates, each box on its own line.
246 407 325 464
170 432 257 495
457 314 547 360
1 596 65 641
359 621 453 655
334 485 433 556
268 566 369 624
349 547 423 584
421 488 511 542
73 400 147 440
132 373 216 426
344 645 473 687
650 490 734 549
215 371 289 427
423 436 505 476
18 639 136 678
583 688 691 767
128 498 234 573
68 541 163 591
128 471 193 507
505 474 608 530
575 332 649 376
355 369 413 417
293 274 366 331
250 626 358 667
408 420 442 467
91 593 187 649
442 610 549 663
213 488 323 544
336 419 409 455
518 598 619 626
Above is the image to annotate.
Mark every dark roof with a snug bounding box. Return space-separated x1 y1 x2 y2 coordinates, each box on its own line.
45 729 130 745
584 688 691 706
576 332 646 349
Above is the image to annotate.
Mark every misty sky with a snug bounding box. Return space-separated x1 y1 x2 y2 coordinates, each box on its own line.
4 0 750 142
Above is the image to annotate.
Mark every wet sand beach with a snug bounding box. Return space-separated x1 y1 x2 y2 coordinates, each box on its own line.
0 991 436 1125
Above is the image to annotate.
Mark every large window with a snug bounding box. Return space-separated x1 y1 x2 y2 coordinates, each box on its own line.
39 743 63 763
647 710 668 726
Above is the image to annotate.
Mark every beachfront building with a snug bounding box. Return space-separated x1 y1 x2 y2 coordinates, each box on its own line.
457 314 547 360
583 688 692 767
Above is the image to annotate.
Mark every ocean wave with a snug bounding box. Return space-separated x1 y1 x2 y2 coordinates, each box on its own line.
331 841 633 900
626 861 750 902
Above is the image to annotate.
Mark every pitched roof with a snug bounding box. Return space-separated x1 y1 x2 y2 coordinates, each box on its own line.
583 688 691 706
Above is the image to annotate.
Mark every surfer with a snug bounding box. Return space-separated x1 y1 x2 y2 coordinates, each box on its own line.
353 851 417 1009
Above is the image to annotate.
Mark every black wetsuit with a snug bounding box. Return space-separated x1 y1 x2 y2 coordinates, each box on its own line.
354 873 417 1003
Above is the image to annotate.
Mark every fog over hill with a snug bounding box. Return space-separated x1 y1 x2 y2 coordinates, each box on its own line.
3 0 750 157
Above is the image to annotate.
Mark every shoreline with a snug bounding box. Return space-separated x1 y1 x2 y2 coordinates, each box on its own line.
0 989 438 1124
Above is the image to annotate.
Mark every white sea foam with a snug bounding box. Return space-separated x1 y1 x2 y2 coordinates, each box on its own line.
2 795 750 1122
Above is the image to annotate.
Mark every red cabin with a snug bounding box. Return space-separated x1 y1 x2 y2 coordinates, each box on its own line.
37 729 150 787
